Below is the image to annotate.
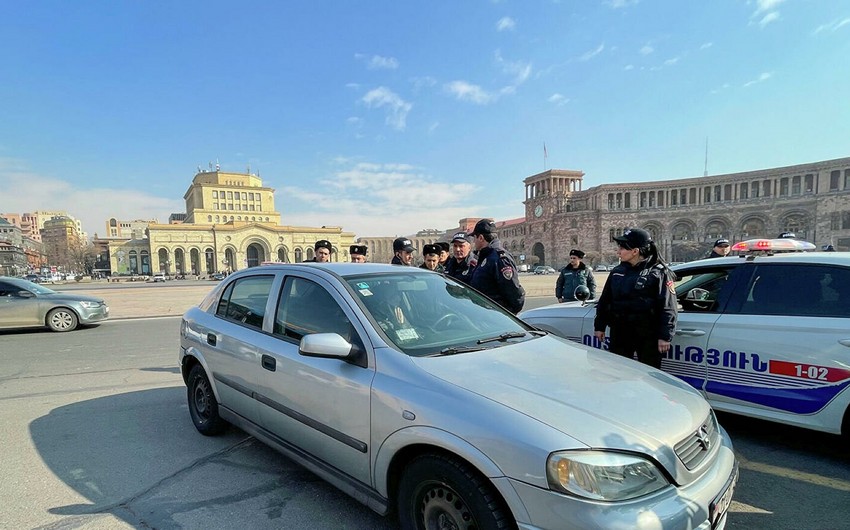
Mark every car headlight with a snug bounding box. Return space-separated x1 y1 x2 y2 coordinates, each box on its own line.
546 450 669 501
79 301 101 309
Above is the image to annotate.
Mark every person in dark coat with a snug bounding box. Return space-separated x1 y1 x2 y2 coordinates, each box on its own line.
350 244 368 263
437 241 450 269
705 238 731 259
468 219 525 314
419 243 443 271
444 232 477 283
594 228 677 369
556 249 596 302
391 237 415 266
304 240 332 262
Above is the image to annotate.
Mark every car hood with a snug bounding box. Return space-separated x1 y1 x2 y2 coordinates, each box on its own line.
38 293 105 304
519 300 595 318
413 336 709 470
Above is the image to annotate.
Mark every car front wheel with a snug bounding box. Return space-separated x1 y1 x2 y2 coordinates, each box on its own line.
187 364 228 435
397 454 515 530
47 308 78 332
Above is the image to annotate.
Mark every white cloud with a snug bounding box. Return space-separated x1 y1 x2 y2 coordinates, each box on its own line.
624 64 634 70
579 43 605 61
360 87 412 130
548 93 570 106
743 71 773 87
410 76 437 92
664 57 680 66
753 0 785 15
354 53 399 70
605 0 639 8
0 158 182 239
495 50 532 85
639 44 654 55
814 17 850 35
758 12 780 27
444 81 500 105
700 42 714 50
278 161 480 237
496 17 516 31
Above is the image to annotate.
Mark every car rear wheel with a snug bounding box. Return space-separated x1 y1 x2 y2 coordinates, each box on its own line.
47 308 78 332
188 364 228 435
397 454 515 530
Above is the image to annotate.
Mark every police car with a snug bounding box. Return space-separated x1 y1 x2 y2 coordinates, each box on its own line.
519 239 850 436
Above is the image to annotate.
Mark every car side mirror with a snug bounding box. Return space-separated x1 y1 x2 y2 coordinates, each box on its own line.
17 290 34 298
574 285 591 304
686 288 710 301
300 333 366 367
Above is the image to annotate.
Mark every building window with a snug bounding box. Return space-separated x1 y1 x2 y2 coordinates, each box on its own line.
609 229 616 241
242 192 247 200
227 191 233 199
213 203 218 210
724 184 732 200
624 193 631 209
792 175 801 195
762 180 771 197
779 177 789 196
207 215 212 222
680 189 687 205
703 186 711 203
250 205 255 211
843 212 850 230
714 185 721 202
831 212 841 230
806 174 814 193
689 188 696 204
830 170 840 190
740 182 748 199
640 192 647 208
657 190 664 207
608 194 615 210
845 169 850 190
649 191 656 207
212 191 218 198
228 203 234 210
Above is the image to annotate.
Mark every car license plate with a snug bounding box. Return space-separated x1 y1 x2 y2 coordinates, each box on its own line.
710 462 738 529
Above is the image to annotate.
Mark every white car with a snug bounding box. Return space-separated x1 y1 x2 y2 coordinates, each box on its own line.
520 241 850 436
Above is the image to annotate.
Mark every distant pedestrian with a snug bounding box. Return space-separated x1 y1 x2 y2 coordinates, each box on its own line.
444 232 476 283
350 244 368 263
391 237 416 266
706 238 731 259
556 249 596 302
594 228 677 369
468 219 525 314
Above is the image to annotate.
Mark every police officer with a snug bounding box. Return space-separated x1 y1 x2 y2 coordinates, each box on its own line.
304 240 332 262
350 244 368 263
705 238 731 258
468 219 525 314
419 243 443 271
593 228 677 369
437 241 450 269
444 231 477 283
391 237 415 266
556 249 596 302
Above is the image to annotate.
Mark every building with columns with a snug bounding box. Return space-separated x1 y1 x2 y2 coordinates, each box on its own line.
101 170 356 276
519 156 850 267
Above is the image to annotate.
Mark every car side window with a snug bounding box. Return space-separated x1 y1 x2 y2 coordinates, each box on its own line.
0 281 18 297
214 275 274 329
674 269 732 313
741 264 850 318
273 276 355 342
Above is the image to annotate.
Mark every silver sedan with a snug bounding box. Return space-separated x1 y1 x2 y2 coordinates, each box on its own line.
180 263 737 530
0 276 109 332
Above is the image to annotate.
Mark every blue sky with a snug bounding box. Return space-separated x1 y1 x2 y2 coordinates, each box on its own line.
1 0 848 238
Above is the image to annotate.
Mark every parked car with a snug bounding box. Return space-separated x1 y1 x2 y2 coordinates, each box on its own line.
0 276 109 332
150 272 167 282
208 272 226 281
180 263 737 530
23 274 41 283
594 264 608 272
533 265 556 275
519 240 850 436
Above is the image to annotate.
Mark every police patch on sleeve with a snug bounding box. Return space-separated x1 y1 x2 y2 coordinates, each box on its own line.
501 266 514 280
666 280 676 294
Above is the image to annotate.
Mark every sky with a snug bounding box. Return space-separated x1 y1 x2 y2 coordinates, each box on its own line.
1 0 849 239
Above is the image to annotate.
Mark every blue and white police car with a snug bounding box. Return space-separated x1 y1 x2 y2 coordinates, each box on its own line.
520 239 850 436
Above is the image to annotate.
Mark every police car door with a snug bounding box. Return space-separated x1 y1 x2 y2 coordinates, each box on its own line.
703 262 850 431
663 263 741 394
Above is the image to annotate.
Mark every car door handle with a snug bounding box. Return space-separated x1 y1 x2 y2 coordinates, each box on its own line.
839 339 850 348
261 355 276 372
675 329 706 337
206 333 217 346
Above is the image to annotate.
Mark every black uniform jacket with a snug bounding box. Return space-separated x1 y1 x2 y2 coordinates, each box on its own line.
468 239 525 314
594 260 677 342
555 262 597 301
444 253 476 284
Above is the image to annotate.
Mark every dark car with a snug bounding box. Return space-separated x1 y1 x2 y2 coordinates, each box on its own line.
23 274 41 283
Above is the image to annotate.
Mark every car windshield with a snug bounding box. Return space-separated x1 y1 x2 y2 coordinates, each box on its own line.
343 272 534 357
12 279 56 295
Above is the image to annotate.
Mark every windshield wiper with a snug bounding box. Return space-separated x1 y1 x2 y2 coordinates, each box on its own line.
437 346 488 356
476 331 527 345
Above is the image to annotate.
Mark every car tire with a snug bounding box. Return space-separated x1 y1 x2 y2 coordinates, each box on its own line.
187 364 228 436
46 308 78 332
397 453 515 530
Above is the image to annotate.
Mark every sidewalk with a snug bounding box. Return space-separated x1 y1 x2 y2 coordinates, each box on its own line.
68 273 592 319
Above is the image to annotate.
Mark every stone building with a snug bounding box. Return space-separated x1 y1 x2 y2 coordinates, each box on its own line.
518 157 850 267
41 216 84 272
103 170 356 276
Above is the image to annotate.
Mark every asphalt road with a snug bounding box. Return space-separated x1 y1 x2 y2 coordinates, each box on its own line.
1 304 849 529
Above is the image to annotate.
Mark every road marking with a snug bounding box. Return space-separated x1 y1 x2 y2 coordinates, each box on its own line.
737 453 850 492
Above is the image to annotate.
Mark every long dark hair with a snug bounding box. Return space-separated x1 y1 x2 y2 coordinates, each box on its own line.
639 241 678 281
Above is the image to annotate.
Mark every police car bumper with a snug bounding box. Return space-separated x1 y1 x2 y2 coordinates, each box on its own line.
505 429 737 530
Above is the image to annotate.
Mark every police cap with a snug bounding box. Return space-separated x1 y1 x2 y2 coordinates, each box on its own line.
713 238 730 247
471 219 496 236
422 244 440 256
314 240 332 251
437 241 450 253
350 244 367 256
569 249 585 259
451 232 473 244
393 237 416 252
614 228 652 250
